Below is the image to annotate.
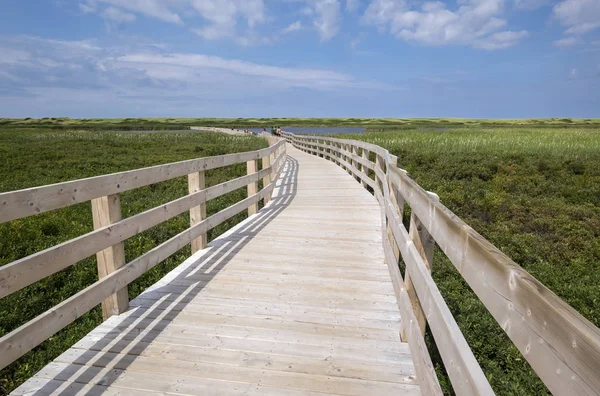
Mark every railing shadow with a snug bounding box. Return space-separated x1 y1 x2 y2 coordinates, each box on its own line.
35 155 299 395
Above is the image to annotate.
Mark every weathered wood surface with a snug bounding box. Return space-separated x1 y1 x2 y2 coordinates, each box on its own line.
0 148 287 372
0 165 275 300
246 159 258 215
188 171 207 253
91 194 128 320
0 141 285 224
12 145 419 396
286 132 600 396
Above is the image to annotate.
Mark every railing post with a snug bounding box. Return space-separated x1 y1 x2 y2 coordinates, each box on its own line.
262 149 272 204
188 171 207 254
247 159 258 215
269 148 276 194
405 191 439 335
375 154 385 193
351 145 359 181
91 194 128 320
333 142 340 166
345 144 352 175
361 149 370 188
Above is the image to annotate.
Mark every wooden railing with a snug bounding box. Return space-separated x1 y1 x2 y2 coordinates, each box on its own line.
0 138 287 371
283 132 600 396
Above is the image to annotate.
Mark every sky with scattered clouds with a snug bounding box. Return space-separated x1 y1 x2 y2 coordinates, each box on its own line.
0 0 598 118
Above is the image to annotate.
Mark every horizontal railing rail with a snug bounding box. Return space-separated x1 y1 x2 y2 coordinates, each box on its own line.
283 131 600 396
0 144 282 224
0 138 287 371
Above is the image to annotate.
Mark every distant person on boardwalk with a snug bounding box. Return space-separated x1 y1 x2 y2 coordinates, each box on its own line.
271 127 276 135
276 127 281 136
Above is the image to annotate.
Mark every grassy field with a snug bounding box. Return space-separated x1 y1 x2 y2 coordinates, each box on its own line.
0 128 268 394
1 117 600 131
340 127 600 395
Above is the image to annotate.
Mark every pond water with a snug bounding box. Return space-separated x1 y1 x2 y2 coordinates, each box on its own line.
249 127 365 135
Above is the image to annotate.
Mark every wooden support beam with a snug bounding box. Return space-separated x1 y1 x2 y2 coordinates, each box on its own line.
351 145 360 182
361 149 370 188
247 160 258 216
375 154 385 193
405 191 439 335
91 194 128 320
262 152 272 204
188 171 207 254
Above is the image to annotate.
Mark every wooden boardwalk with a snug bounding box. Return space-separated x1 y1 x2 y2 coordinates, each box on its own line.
7 133 600 396
13 145 419 395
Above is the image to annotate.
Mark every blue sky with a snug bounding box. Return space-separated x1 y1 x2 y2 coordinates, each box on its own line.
0 0 598 118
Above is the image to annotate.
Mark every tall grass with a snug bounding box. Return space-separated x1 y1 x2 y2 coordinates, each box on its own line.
366 128 600 158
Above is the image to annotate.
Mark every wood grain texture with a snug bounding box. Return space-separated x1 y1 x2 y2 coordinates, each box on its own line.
188 171 207 254
382 231 443 396
385 199 494 395
91 194 128 320
262 149 272 205
246 160 258 215
0 140 285 224
405 191 439 335
0 148 287 373
0 166 273 300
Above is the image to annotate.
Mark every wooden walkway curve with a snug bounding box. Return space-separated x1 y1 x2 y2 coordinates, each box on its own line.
12 145 420 395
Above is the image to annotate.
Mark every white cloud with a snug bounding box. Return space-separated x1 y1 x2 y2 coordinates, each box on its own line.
362 0 527 50
553 36 580 48
553 0 600 35
117 52 357 89
0 48 31 65
0 37 99 71
306 0 342 41
87 0 185 24
474 30 529 50
282 21 303 34
82 0 269 44
79 1 97 13
0 35 390 105
101 6 136 22
190 0 266 39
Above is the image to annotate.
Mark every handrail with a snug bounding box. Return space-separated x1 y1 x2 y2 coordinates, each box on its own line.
0 138 287 371
0 142 284 224
283 131 600 396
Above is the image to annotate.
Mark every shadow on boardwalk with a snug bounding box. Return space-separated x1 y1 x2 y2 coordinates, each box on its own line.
34 156 299 395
